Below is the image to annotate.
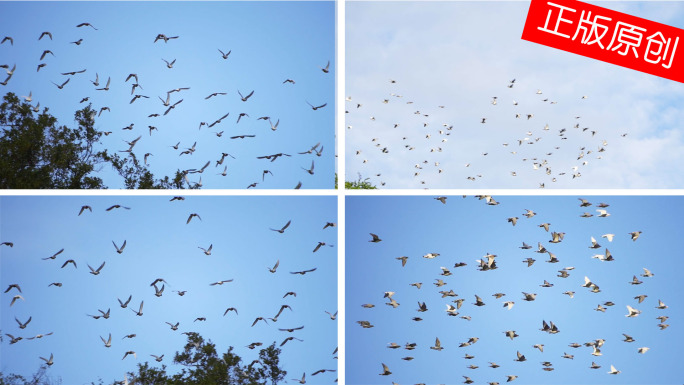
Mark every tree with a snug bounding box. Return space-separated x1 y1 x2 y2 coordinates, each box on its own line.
0 92 179 189
126 332 287 385
344 173 377 189
0 366 61 385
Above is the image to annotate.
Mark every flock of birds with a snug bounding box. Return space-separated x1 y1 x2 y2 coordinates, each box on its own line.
1 198 337 384
352 196 672 385
346 78 628 188
1 18 332 189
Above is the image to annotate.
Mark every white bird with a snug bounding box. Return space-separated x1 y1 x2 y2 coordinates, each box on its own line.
100 333 112 347
607 365 620 374
39 353 54 366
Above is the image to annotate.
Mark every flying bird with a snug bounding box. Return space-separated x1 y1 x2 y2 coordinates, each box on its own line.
369 233 382 242
270 220 291 233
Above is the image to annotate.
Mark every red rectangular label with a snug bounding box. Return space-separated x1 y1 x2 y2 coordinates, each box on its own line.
522 0 684 83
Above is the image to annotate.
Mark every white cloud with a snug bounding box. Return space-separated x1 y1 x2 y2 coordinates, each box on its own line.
346 1 684 189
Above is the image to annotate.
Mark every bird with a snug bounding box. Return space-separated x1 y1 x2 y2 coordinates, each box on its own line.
514 351 526 362
51 78 70 89
131 301 144 316
210 280 234 286
290 268 317 275
268 260 280 273
656 299 668 309
252 317 268 327
608 365 621 374
629 231 642 241
306 101 327 110
100 333 112 347
122 351 137 360
153 284 165 297
198 244 213 255
223 308 238 316
1 36 13 45
320 60 330 73
87 261 106 275
625 305 641 317
39 353 54 366
279 325 304 333
154 34 179 43
151 354 164 362
302 160 315 175
15 316 31 329
162 58 176 68
112 240 126 254
96 77 111 91
238 90 254 102
369 233 382 242
61 259 77 269
71 38 84 45
76 22 98 29
39 31 53 40
430 337 443 351
118 295 132 308
218 48 231 59
187 213 201 224
270 220 292 233
78 205 92 216
4 284 21 293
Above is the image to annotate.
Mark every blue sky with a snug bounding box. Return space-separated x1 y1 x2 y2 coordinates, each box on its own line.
0 195 337 384
346 1 684 189
346 195 683 384
0 1 335 189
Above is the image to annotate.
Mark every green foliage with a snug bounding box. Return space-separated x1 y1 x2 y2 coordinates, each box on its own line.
126 332 286 385
345 174 377 189
0 92 178 189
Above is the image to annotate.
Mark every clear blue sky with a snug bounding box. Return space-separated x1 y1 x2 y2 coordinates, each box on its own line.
0 1 335 189
346 2 684 189
346 195 683 384
0 195 337 384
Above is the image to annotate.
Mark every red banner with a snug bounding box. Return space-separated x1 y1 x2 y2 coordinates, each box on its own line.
522 0 684 83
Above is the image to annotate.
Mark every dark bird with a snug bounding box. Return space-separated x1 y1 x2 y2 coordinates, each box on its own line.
4 284 21 293
218 49 231 59
306 101 327 110
238 89 254 102
61 259 77 269
369 233 382 242
164 99 183 115
76 22 98 30
112 240 126 254
39 31 53 40
270 220 291 233
154 34 179 43
187 213 201 224
43 248 64 260
320 60 330 73
71 39 84 45
302 160 315 175
78 205 92 215
205 92 227 99
51 78 70 89
118 295 132 308
290 268 317 275
1 36 13 45
15 316 31 329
